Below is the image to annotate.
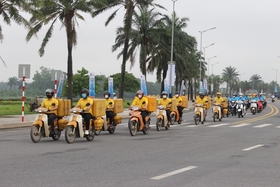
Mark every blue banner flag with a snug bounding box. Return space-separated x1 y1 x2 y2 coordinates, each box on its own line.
140 75 148 95
108 77 114 98
89 72 95 97
56 74 65 98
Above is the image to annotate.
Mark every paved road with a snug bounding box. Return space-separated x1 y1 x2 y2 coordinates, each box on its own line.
0 102 279 187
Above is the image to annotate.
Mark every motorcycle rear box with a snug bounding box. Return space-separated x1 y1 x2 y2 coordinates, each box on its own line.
206 96 212 109
64 99 71 116
114 115 122 124
113 99 124 114
181 96 188 108
92 99 106 117
94 116 104 130
146 96 157 112
171 98 177 112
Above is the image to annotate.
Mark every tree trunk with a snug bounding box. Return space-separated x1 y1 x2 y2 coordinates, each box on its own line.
66 18 74 105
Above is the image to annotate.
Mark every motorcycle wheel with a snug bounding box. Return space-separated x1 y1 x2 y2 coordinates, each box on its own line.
156 118 162 131
108 125 115 134
86 126 95 141
213 113 217 122
194 114 199 125
65 126 76 144
238 112 241 118
165 121 170 130
178 118 182 124
170 114 175 125
143 120 150 134
94 129 101 136
30 125 42 143
128 119 137 136
52 127 61 141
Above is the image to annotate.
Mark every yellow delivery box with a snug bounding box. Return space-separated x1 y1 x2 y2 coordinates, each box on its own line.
170 98 177 112
57 99 71 117
113 99 124 114
146 96 157 112
92 99 106 117
181 96 188 108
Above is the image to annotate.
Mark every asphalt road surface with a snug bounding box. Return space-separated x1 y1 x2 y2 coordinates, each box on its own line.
1 102 280 187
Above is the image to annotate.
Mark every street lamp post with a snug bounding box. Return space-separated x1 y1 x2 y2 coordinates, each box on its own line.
211 62 219 75
208 55 217 77
203 43 214 66
271 68 279 93
199 27 216 90
169 0 177 98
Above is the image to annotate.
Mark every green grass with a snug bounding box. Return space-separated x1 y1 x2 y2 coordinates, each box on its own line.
0 99 134 117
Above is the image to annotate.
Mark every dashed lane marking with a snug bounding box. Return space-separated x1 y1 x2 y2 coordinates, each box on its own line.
230 123 251 128
253 124 273 128
242 144 264 151
150 166 197 180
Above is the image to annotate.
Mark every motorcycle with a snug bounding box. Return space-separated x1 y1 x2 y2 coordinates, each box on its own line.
244 100 250 111
257 100 263 113
250 99 257 115
193 104 205 125
229 100 237 116
170 107 182 125
96 114 122 135
156 105 170 131
221 101 229 117
64 108 97 144
127 105 151 136
236 100 245 118
272 97 275 103
30 107 68 143
212 103 222 122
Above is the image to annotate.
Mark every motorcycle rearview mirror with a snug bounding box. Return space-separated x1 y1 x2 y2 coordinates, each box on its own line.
86 103 90 106
127 102 130 106
192 100 195 102
142 101 146 104
109 102 113 105
51 103 56 106
168 102 172 104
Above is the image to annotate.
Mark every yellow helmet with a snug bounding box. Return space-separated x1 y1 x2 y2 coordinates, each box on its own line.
217 92 221 95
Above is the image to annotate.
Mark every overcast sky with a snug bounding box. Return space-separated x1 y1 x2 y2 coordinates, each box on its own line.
1 0 280 85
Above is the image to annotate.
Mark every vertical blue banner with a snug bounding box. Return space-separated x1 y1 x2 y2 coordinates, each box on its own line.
180 80 184 95
164 79 170 96
108 77 114 98
203 78 208 93
140 75 148 95
200 81 204 94
56 74 65 98
274 86 278 93
89 72 95 97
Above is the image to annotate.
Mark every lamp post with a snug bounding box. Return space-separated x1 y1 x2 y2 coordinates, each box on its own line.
271 68 279 93
169 0 178 98
211 62 219 75
203 43 214 66
199 27 216 89
208 55 217 77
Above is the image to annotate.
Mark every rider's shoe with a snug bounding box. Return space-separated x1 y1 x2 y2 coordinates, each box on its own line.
85 130 89 135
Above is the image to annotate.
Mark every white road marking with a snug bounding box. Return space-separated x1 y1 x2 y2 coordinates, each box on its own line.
185 125 198 127
208 123 230 127
230 123 251 127
276 126 280 128
150 166 197 180
242 144 264 151
253 124 273 128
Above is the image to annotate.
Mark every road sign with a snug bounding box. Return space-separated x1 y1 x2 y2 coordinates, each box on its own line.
18 64 31 78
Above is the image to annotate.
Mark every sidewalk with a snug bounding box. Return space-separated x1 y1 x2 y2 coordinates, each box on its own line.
0 101 194 130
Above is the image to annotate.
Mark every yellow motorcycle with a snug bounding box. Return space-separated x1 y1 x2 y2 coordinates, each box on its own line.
193 104 205 125
156 105 170 131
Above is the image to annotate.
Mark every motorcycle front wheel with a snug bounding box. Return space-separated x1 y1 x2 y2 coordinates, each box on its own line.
108 124 115 134
94 129 101 136
213 113 217 122
194 114 200 125
143 120 150 134
156 118 162 131
65 126 76 144
86 126 95 141
30 125 42 143
170 114 175 125
128 119 137 136
52 127 61 141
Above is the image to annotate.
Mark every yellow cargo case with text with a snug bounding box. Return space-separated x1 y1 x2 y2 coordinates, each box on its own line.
181 96 188 108
56 99 71 117
113 99 124 114
170 98 177 112
146 96 157 112
92 99 106 117
206 96 212 109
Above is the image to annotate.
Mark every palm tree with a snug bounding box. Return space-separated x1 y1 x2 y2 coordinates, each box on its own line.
112 6 163 79
26 0 98 103
0 0 30 42
221 66 239 95
250 74 262 91
92 0 165 98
